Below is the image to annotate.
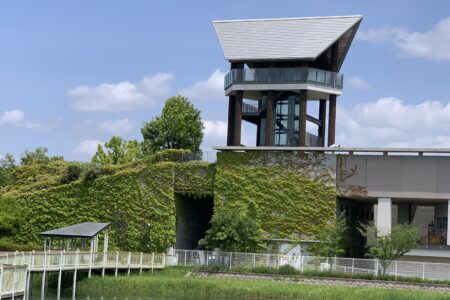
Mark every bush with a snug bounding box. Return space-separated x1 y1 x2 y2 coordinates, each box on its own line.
0 238 37 251
83 165 116 182
60 165 82 184
146 149 194 163
277 264 299 275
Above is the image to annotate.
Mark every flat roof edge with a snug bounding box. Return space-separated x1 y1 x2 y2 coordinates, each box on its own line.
39 222 110 238
213 15 363 24
213 146 450 154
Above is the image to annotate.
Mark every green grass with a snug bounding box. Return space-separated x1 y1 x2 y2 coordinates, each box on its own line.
214 265 450 285
199 265 450 285
77 267 450 300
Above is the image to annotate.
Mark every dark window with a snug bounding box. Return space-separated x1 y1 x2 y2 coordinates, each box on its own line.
437 217 448 230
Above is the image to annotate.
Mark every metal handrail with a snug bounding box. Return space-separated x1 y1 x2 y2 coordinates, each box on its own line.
0 250 167 299
225 67 343 90
242 100 268 115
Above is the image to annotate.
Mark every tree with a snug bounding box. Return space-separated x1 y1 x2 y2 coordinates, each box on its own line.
359 222 419 275
199 202 266 252
0 195 20 237
141 96 203 155
91 136 143 165
0 153 16 187
60 164 83 184
308 212 348 258
20 147 63 165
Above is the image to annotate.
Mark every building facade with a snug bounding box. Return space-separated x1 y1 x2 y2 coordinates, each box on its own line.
214 16 450 261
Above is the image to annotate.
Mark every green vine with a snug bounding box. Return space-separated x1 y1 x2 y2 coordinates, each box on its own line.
174 162 215 197
214 151 337 240
3 157 216 252
2 150 338 251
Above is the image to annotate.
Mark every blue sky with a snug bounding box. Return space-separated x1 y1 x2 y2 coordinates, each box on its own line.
1 0 450 161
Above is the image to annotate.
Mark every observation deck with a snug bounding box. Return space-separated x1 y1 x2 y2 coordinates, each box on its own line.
224 67 343 98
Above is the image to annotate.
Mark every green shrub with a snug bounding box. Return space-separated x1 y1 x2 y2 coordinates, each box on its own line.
146 149 193 163
6 160 70 194
277 264 299 275
0 238 37 251
210 265 225 272
60 165 82 184
83 165 116 182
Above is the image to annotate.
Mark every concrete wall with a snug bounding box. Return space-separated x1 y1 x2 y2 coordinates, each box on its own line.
337 155 450 200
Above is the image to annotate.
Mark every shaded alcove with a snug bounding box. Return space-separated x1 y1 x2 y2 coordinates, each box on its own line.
175 193 214 250
338 198 374 258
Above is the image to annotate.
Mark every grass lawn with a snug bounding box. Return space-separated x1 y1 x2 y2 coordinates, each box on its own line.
76 267 450 300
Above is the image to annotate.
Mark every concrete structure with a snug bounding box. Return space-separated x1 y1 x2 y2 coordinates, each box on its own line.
215 146 450 259
213 15 450 261
337 152 450 257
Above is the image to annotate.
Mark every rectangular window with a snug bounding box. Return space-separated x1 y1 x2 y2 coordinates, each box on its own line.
437 217 448 230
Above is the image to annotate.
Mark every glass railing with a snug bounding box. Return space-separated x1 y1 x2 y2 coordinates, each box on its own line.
306 132 322 147
242 100 259 114
224 67 343 90
272 131 322 147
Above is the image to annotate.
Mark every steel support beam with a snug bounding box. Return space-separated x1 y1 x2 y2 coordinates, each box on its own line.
328 95 336 146
265 91 275 146
298 90 307 146
319 99 327 147
226 95 236 146
233 91 243 146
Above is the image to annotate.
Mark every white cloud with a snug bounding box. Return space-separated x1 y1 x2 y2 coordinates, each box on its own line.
74 140 103 156
69 72 174 112
202 120 254 150
202 120 227 150
99 118 134 135
337 97 450 147
0 109 43 130
347 76 371 91
0 109 24 124
357 17 450 61
179 69 225 101
357 27 405 44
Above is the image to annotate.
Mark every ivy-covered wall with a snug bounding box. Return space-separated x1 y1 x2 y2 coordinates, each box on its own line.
2 150 339 252
214 151 337 240
174 162 215 196
3 160 214 252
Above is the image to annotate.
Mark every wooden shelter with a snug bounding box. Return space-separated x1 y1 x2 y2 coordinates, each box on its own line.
40 222 110 253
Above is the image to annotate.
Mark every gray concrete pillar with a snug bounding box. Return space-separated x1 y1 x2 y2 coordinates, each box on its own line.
377 198 392 236
447 200 450 246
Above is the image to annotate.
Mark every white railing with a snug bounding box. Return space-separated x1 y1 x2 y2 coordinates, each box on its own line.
0 250 167 299
0 251 166 272
169 249 450 281
0 264 28 298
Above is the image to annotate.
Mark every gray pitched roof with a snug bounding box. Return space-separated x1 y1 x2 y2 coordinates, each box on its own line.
213 15 362 65
40 222 110 238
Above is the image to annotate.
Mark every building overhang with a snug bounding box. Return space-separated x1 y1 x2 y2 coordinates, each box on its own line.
405 248 450 259
213 15 363 70
225 83 342 99
213 146 450 156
